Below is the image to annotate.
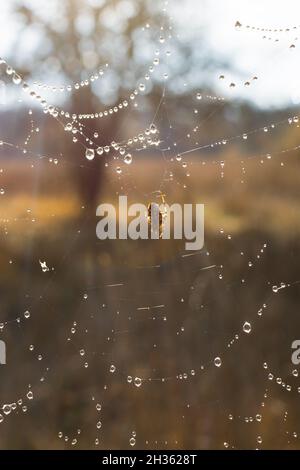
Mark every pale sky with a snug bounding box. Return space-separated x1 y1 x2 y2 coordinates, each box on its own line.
1 0 300 108
174 0 300 108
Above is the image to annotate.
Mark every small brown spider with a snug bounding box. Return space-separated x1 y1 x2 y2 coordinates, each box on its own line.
147 192 167 238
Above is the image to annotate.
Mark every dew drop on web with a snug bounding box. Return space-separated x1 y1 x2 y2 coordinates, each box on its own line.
85 148 95 160
243 321 252 334
214 357 222 368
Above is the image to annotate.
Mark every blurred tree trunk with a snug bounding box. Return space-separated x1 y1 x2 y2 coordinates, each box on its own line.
65 88 123 317
69 88 122 218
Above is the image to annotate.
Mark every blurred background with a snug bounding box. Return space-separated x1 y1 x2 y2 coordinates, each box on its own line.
1 0 300 450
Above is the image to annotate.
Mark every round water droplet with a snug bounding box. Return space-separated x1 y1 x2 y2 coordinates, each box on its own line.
65 122 72 132
85 148 95 160
150 123 157 134
12 73 21 85
26 391 33 400
124 153 132 165
243 321 252 334
214 357 222 367
2 404 11 415
134 377 142 387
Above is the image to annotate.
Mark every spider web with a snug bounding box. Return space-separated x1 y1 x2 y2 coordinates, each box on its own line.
0 0 300 450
